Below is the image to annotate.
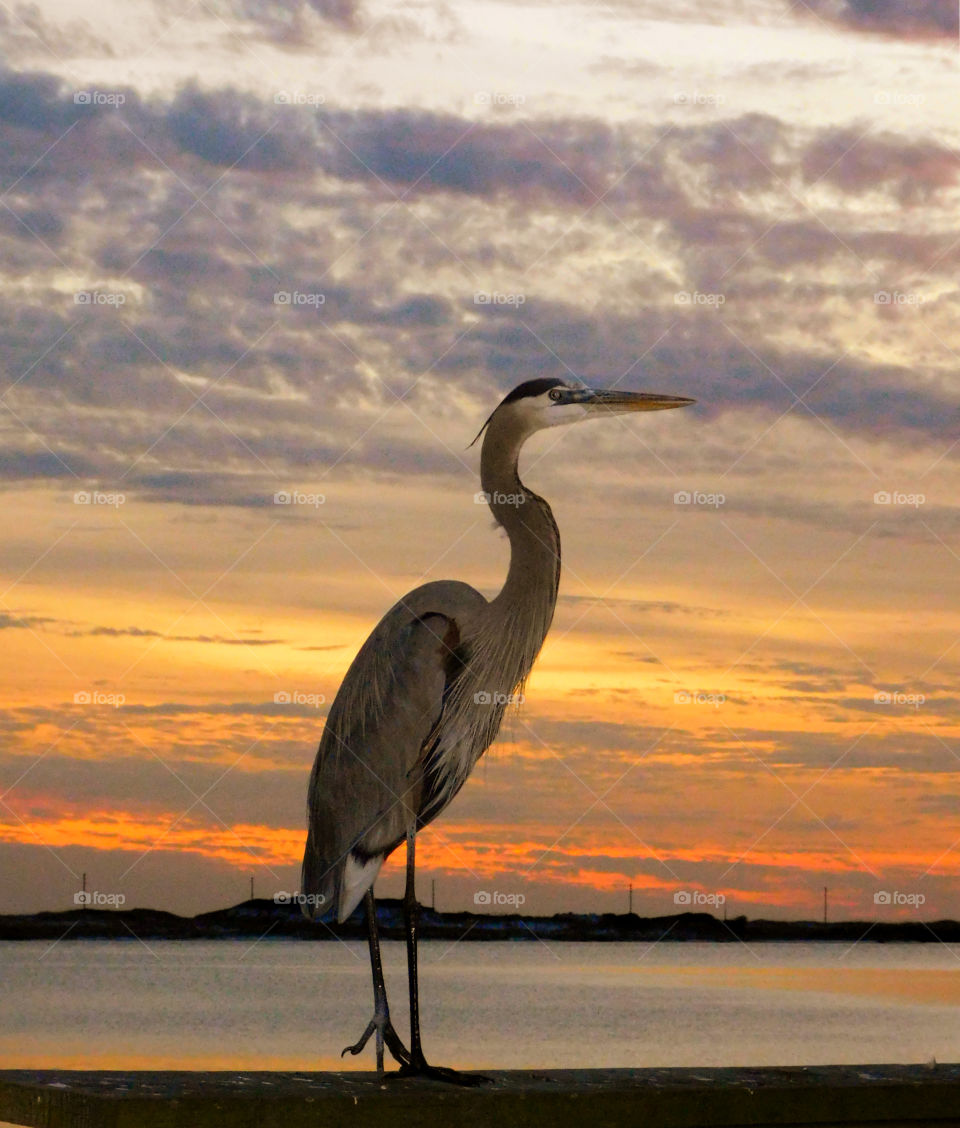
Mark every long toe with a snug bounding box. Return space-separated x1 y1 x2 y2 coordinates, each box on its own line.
395 1061 491 1086
383 1024 412 1066
341 1019 377 1058
342 1016 411 1066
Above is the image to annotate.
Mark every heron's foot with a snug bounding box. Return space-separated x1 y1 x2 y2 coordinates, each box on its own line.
394 1057 491 1086
341 1014 411 1067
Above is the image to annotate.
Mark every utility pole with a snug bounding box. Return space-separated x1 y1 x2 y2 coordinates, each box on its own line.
823 886 828 924
628 882 633 915
82 872 87 895
250 876 255 902
431 879 436 911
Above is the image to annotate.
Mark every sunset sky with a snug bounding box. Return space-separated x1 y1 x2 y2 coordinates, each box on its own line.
1 0 960 925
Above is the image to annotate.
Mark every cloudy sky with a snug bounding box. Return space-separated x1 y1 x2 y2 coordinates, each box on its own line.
1 0 959 925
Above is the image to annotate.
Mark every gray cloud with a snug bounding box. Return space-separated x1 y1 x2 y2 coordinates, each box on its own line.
0 610 57 630
0 68 957 515
0 611 288 646
232 0 362 36
1 749 307 828
802 128 960 204
793 0 958 38
72 626 287 645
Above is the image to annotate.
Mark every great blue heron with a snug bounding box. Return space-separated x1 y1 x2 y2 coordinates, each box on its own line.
301 376 694 1083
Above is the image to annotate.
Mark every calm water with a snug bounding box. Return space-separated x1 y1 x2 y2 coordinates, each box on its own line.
3 940 960 1070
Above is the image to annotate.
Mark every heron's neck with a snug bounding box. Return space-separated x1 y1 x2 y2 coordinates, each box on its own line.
480 423 561 641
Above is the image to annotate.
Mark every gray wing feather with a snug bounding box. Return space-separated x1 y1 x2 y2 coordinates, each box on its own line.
301 580 486 922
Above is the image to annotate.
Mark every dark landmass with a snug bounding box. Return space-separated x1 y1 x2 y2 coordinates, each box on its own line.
0 899 957 942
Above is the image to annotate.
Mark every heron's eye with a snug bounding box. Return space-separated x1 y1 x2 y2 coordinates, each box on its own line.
548 389 563 402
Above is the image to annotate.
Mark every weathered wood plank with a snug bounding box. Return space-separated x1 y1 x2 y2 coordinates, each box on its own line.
1 1065 960 1128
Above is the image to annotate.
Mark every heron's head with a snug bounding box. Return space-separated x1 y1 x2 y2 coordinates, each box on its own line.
472 377 695 447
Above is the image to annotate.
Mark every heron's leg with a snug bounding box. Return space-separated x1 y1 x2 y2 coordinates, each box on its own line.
396 830 489 1086
341 888 411 1071
403 829 427 1065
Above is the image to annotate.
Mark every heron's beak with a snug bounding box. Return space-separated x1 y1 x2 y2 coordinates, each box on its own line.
579 389 696 414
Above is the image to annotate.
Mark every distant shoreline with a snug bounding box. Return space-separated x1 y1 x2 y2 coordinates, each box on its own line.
1 899 956 942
